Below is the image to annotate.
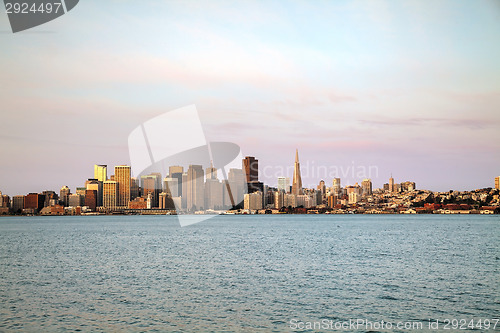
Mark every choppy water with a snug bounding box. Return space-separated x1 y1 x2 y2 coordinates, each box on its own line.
0 215 498 332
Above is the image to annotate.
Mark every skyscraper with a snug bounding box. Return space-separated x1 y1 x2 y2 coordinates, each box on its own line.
389 174 395 193
169 166 184 197
206 161 218 180
103 180 118 208
115 165 131 207
164 177 179 197
94 164 107 182
291 149 303 196
130 177 140 200
187 165 204 211
60 186 70 206
361 179 373 196
317 180 326 195
243 156 258 183
332 178 341 196
495 176 500 190
277 177 290 193
141 173 162 208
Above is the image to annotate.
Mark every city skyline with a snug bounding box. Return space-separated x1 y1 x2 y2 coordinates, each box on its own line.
1 1 499 195
1 153 499 197
1 149 499 215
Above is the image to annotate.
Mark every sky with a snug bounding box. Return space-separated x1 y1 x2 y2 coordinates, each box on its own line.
1 0 499 196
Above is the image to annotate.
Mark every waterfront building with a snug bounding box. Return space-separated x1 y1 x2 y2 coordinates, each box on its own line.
24 193 44 212
12 195 24 213
244 191 263 211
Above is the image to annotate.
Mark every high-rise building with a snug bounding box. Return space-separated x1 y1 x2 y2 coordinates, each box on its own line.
317 180 326 195
361 179 373 196
206 162 218 180
227 168 246 207
278 177 290 193
42 190 58 207
181 172 188 209
12 195 24 214
85 190 97 211
495 176 500 190
243 156 263 194
0 192 9 208
169 166 184 176
69 193 83 207
76 187 86 203
94 164 107 182
130 177 140 200
332 178 341 196
24 193 44 212
291 149 303 196
169 166 184 197
244 191 263 210
274 190 285 209
159 192 175 209
141 173 162 208
243 156 258 183
205 177 223 210
103 180 118 208
164 177 179 197
60 186 71 206
187 165 204 211
389 174 395 193
86 179 102 207
115 165 131 207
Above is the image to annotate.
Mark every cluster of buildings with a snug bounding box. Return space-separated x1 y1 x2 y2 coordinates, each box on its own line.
0 154 499 215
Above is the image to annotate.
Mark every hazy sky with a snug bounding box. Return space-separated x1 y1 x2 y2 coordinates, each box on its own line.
1 0 499 196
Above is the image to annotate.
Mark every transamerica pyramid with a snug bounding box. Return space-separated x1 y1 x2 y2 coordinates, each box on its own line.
291 149 303 196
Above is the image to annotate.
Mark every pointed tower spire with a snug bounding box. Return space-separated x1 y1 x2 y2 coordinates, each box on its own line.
292 149 303 196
